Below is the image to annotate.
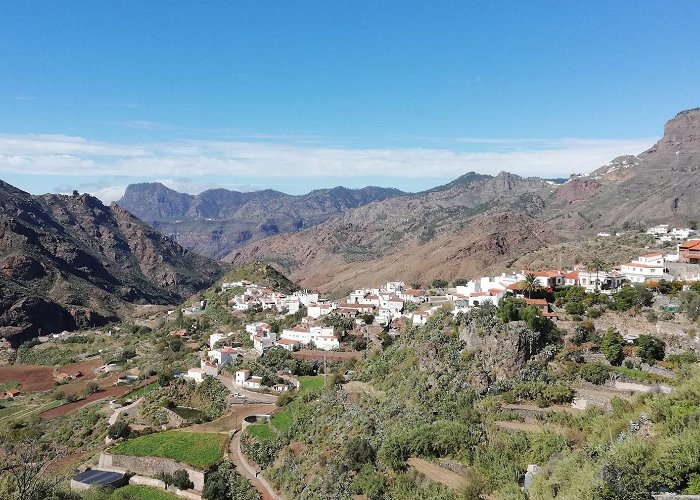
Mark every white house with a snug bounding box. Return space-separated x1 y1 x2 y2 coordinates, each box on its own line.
274 338 301 351
564 269 624 292
646 224 670 236
209 332 233 350
279 325 339 350
621 253 672 283
200 360 220 377
235 369 262 390
467 289 505 307
294 291 319 307
185 367 206 384
207 346 239 367
307 301 338 319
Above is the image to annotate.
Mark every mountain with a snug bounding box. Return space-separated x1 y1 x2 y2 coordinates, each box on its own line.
545 107 700 231
225 109 700 293
225 169 558 295
116 183 406 259
0 181 226 346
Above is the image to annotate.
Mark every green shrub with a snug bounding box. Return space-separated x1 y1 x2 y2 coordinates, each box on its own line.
580 364 610 385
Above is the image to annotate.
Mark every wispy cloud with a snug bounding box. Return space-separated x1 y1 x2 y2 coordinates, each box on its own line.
0 132 657 202
13 95 36 101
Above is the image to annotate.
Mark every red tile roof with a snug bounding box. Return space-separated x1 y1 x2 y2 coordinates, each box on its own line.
525 298 548 306
680 239 700 250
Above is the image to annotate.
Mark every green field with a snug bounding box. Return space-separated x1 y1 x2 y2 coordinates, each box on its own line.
104 485 179 499
111 431 226 469
246 423 276 441
270 408 292 432
0 381 20 392
127 382 158 398
298 375 324 393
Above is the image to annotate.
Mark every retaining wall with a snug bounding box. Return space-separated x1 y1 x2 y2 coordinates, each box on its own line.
99 453 205 491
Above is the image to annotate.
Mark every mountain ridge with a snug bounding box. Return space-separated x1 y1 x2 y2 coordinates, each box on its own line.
116 183 406 258
0 182 226 346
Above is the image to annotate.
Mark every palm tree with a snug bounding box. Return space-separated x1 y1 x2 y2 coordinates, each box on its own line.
588 256 609 292
521 273 542 299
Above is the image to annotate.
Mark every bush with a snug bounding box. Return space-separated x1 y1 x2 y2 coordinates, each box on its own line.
107 421 131 440
171 469 194 490
636 335 665 364
345 437 376 470
645 310 658 323
601 328 624 366
580 363 610 385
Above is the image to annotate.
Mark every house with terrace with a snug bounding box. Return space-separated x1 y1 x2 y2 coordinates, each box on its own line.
279 325 339 350
621 253 672 283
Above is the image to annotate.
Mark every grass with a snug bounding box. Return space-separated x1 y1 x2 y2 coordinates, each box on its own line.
111 431 227 469
298 375 324 393
106 485 179 499
0 381 20 392
246 423 276 441
270 408 292 432
127 382 158 398
612 365 673 383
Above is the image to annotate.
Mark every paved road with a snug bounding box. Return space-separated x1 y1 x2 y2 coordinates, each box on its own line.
217 375 279 404
229 431 282 500
108 397 143 425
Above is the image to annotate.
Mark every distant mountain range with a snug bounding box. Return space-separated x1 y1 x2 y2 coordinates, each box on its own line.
0 183 225 346
224 109 700 294
117 184 405 258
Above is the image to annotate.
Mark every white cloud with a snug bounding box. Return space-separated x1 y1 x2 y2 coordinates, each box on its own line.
0 133 657 188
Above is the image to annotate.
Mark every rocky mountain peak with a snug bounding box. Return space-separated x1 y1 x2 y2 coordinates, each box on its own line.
651 107 700 154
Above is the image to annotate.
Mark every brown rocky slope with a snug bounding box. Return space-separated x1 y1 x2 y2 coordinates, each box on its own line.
0 181 225 346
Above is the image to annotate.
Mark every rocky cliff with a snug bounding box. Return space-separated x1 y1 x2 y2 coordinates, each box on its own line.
0 181 225 346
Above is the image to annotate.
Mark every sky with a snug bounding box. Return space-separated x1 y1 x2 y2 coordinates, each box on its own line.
1 2 699 203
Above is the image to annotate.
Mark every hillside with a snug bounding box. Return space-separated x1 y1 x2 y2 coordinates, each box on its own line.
545 108 700 232
226 210 557 295
225 109 700 292
0 181 226 346
116 183 405 258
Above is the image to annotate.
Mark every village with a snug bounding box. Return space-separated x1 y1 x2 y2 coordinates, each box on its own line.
174 233 700 395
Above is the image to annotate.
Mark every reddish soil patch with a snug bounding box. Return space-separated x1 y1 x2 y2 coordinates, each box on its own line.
59 358 102 380
0 365 54 392
40 386 129 418
40 377 156 419
292 350 362 362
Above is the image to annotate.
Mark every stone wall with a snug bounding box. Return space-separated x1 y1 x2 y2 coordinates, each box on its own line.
99 453 206 491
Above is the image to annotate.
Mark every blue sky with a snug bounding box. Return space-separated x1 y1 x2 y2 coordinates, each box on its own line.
1 1 699 202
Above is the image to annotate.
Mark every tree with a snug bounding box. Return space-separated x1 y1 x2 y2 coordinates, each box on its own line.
601 328 625 366
432 279 448 289
588 256 609 292
0 439 65 500
107 421 131 440
203 461 261 500
452 277 470 287
85 381 100 395
521 273 542 299
497 297 523 323
614 284 653 311
636 335 665 364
